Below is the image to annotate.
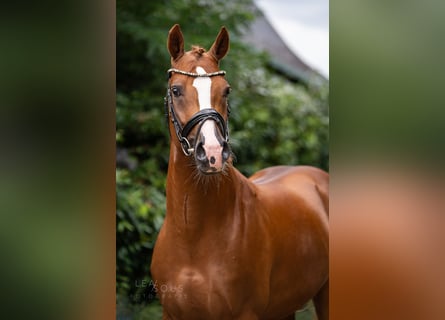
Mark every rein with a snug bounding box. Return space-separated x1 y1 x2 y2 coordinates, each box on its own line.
164 68 229 156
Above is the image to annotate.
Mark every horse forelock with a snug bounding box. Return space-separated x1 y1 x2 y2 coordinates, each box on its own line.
173 48 219 73
191 45 206 56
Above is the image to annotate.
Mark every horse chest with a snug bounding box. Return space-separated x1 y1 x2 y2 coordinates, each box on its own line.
159 263 250 318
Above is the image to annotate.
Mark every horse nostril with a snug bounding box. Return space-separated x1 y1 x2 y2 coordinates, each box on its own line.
195 142 206 162
222 142 230 162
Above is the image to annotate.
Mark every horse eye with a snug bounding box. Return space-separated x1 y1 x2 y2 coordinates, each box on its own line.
224 86 232 97
171 86 181 97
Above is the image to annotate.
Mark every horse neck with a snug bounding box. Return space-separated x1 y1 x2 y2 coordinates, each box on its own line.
166 144 241 236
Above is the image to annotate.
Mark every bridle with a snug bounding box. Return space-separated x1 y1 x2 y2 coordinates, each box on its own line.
164 68 230 156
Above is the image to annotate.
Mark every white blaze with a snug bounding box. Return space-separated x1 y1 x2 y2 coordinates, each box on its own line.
192 67 223 168
192 67 212 110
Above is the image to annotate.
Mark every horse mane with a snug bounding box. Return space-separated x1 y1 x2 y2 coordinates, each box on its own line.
191 45 206 57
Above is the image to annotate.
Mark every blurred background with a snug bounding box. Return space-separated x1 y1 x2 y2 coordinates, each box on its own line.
255 0 328 79
116 0 328 318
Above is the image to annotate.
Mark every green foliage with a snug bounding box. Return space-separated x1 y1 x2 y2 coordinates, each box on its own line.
116 165 165 299
116 0 329 314
228 64 329 175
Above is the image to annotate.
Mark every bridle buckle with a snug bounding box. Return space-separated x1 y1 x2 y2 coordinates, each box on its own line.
179 137 193 156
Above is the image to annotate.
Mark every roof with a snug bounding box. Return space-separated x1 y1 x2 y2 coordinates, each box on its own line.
242 13 325 84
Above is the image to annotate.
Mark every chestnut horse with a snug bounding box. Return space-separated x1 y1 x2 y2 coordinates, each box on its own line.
151 24 329 320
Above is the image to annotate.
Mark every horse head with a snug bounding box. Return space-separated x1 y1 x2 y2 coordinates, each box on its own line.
165 24 232 174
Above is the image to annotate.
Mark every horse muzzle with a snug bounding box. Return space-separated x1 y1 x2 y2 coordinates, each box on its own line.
194 119 230 174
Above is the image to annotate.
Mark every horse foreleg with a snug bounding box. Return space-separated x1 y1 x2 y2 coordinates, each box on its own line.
313 280 329 320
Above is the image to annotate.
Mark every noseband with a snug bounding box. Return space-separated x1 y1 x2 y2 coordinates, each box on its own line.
164 68 229 156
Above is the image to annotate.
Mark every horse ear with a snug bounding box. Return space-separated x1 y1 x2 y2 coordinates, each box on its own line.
167 24 185 61
209 26 230 62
